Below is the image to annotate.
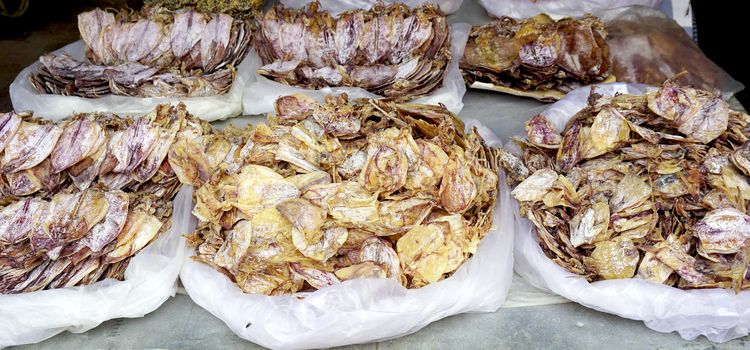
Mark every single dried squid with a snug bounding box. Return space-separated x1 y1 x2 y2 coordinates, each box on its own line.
255 1 451 100
461 14 612 101
503 77 750 291
186 93 501 294
0 188 172 293
29 4 253 98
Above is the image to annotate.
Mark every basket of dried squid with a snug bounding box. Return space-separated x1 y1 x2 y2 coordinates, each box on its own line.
500 77 750 342
9 2 255 121
180 94 513 349
0 103 220 347
242 0 470 115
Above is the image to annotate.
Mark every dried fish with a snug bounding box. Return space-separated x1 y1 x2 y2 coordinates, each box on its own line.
504 79 750 291
186 94 500 294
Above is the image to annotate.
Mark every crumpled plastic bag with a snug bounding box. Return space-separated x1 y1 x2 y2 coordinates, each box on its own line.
9 41 252 121
479 0 661 18
598 6 744 100
0 187 193 348
242 19 470 116
180 121 514 349
512 83 750 343
280 0 463 15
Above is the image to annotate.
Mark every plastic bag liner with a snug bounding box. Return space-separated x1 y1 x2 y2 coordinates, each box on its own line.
280 0 463 15
512 83 750 343
242 22 470 116
479 0 661 18
598 6 744 100
9 41 252 122
180 121 513 350
0 187 193 348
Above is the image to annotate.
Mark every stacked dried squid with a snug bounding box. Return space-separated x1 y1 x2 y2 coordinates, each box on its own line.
0 103 220 294
29 5 253 98
187 94 501 294
504 79 750 291
255 2 451 100
461 14 612 100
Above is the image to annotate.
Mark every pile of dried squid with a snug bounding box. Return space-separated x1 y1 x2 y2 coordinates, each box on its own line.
503 78 750 291
0 103 221 294
461 14 612 100
29 4 253 98
255 2 451 100
187 94 501 294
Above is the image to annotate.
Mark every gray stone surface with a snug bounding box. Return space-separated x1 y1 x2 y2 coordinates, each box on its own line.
11 294 749 350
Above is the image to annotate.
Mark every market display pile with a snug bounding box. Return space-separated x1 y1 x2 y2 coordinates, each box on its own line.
0 103 219 294
28 5 253 98
461 14 611 99
255 2 452 100
186 94 501 294
505 78 750 291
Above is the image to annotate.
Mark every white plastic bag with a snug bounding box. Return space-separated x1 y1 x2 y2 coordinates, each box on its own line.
180 121 514 349
242 22 470 116
280 0 463 15
479 0 661 18
0 187 194 348
9 41 252 121
512 83 750 343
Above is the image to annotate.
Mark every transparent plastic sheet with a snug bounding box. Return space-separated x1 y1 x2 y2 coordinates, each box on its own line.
242 22 470 116
180 121 513 350
598 6 744 100
0 187 194 348
9 41 252 121
478 0 661 18
280 0 463 15
511 83 750 343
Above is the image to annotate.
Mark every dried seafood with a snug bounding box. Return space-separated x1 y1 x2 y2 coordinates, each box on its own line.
0 103 218 201
461 14 612 100
186 94 500 294
255 2 451 100
0 189 173 293
29 5 253 98
145 0 264 16
504 78 750 291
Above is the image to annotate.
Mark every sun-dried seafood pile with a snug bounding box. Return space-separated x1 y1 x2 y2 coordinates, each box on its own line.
29 5 253 98
461 14 611 100
186 94 500 294
0 103 224 294
146 0 264 16
255 2 451 100
0 103 217 201
505 79 750 291
0 189 172 293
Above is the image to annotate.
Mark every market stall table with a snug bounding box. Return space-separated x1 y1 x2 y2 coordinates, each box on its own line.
2 0 749 348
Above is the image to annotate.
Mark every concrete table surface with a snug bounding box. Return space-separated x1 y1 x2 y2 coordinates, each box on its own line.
4 0 750 349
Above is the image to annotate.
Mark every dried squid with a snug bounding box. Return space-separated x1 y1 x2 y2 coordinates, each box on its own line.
0 188 172 293
503 77 750 291
186 94 501 294
29 4 253 98
0 103 219 201
255 2 451 100
461 14 612 101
